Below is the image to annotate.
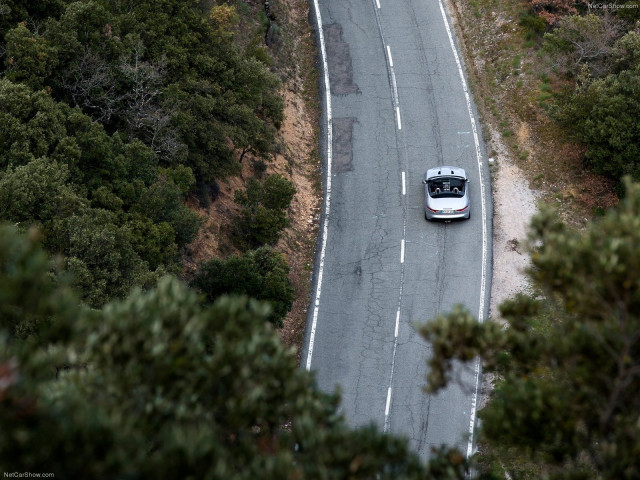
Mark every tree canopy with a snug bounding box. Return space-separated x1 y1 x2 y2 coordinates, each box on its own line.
192 246 295 327
0 225 468 479
553 52 640 182
233 173 297 249
1 0 283 184
420 178 640 479
0 0 287 307
526 5 640 185
0 78 200 306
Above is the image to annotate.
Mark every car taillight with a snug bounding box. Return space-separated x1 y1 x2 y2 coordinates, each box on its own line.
427 207 439 213
456 206 469 212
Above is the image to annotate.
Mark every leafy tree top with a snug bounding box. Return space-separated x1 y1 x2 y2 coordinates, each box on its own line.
192 246 295 327
420 178 640 479
0 225 468 479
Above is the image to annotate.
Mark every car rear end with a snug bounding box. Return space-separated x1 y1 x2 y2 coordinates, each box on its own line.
425 196 470 220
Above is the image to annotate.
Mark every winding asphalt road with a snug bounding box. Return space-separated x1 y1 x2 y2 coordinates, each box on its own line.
302 0 492 460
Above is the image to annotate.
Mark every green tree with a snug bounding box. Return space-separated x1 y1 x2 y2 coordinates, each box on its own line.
610 0 640 21
125 214 178 271
0 0 66 37
420 178 640 479
59 210 155 307
0 79 195 306
262 173 298 210
233 174 296 249
0 225 72 340
0 79 66 168
0 157 84 223
612 29 640 74
192 246 294 327
0 225 468 479
133 176 202 248
553 61 640 182
30 0 284 186
0 78 128 186
0 0 286 188
4 22 58 90
234 204 289 248
542 14 621 79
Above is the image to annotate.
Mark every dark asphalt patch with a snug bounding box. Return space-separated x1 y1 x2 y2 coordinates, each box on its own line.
323 23 360 95
332 117 356 173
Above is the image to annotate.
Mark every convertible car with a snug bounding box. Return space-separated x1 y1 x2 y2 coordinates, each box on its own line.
423 166 470 221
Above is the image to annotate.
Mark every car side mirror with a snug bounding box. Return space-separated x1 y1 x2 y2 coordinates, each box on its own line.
422 179 427 184
466 179 471 183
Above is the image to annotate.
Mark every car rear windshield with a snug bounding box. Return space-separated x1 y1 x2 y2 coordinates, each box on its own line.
427 177 466 198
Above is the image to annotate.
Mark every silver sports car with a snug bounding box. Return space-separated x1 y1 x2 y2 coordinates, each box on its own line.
423 166 470 221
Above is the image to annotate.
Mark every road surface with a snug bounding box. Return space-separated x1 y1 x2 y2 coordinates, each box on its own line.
302 0 492 460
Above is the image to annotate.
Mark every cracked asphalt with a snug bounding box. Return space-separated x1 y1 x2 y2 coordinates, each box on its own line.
303 0 492 460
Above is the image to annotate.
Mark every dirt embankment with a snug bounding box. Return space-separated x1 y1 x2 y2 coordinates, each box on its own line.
187 0 321 356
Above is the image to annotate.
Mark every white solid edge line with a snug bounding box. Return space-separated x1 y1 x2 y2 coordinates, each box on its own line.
436 0 488 459
390 72 399 106
387 45 393 67
400 239 405 264
402 171 406 195
306 0 333 372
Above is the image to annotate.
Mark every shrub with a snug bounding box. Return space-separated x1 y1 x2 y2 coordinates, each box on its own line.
192 246 294 326
233 174 296 249
553 62 640 182
519 12 547 40
542 14 622 79
526 0 583 25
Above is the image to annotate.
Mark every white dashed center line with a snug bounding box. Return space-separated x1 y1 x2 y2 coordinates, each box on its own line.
395 309 400 338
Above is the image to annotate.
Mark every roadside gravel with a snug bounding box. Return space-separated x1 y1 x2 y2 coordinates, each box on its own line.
488 139 539 320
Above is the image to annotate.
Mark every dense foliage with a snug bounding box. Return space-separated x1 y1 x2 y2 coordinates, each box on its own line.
541 14 640 183
233 173 297 249
0 78 200 306
0 0 285 306
552 33 640 181
516 0 640 185
192 246 295 327
542 14 621 79
0 225 468 479
2 0 283 183
420 178 640 479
